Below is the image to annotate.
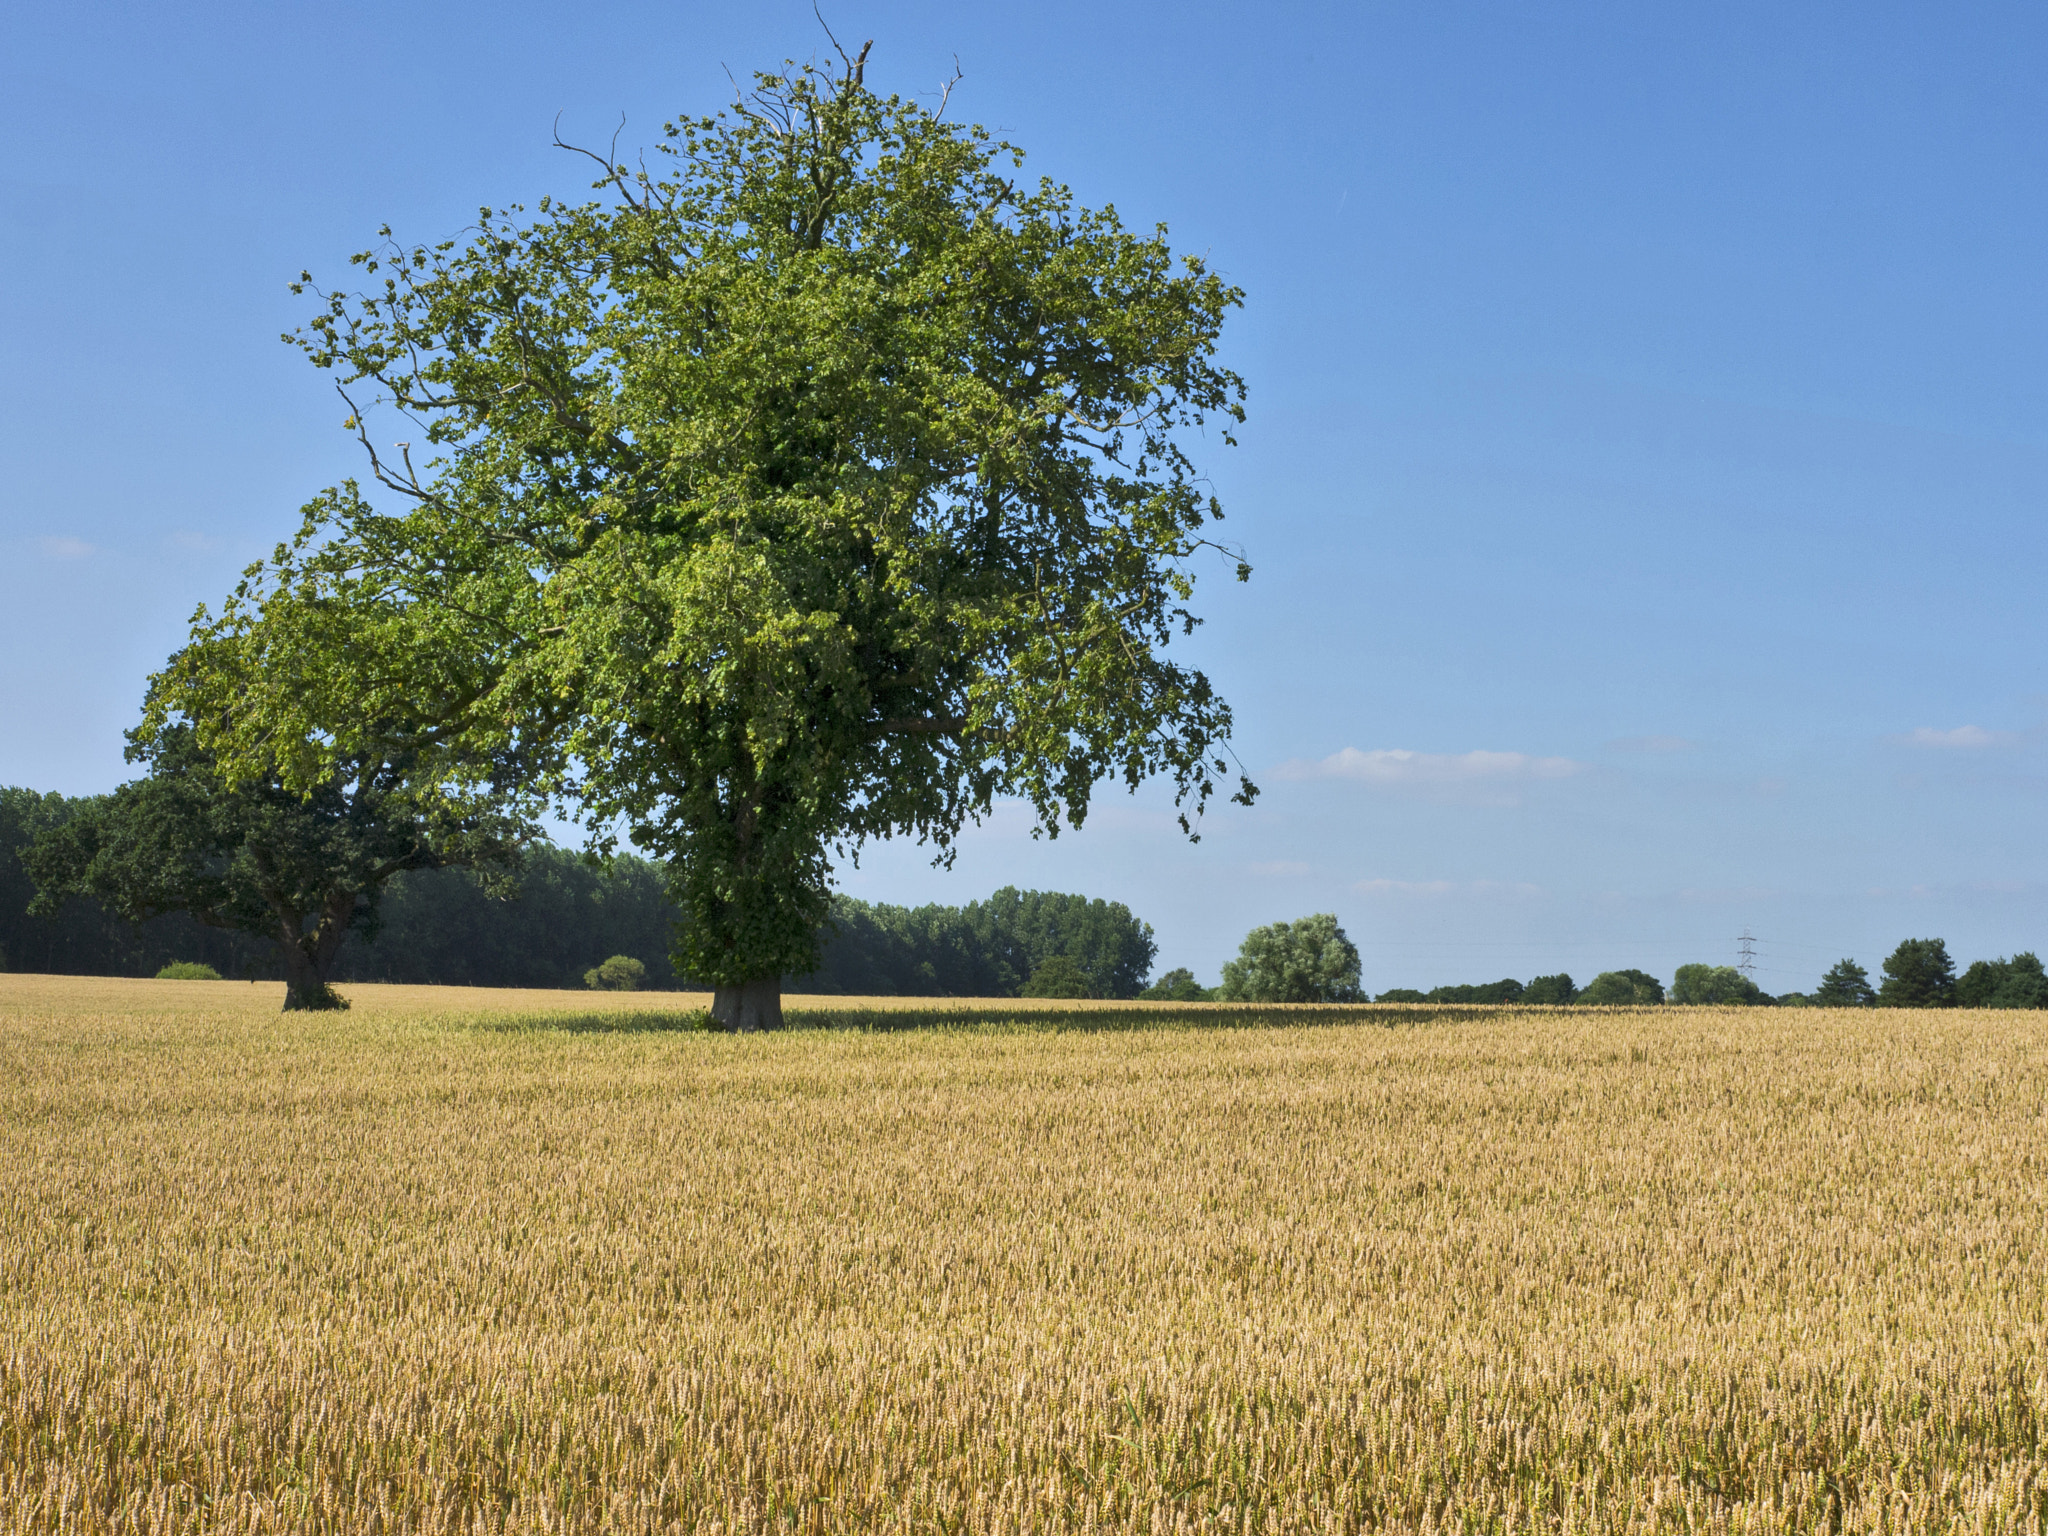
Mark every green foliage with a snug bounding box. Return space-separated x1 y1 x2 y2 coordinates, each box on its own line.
803 886 1155 998
1218 914 1363 1003
343 848 685 989
160 50 1252 1010
1812 958 1876 1008
9 807 1156 999
1671 964 1768 1006
583 954 647 992
21 725 525 1010
978 888 1157 1000
1877 938 1955 1008
1423 978 1525 1005
1578 969 1666 1006
1953 952 2048 1009
1139 967 1213 1002
154 961 222 980
1380 974 1572 1005
2 785 264 978
1020 954 1093 999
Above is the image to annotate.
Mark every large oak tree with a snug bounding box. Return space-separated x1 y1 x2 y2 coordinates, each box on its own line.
159 43 1254 1028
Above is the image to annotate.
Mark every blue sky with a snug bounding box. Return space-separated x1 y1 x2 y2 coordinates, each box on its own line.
5 1 2045 994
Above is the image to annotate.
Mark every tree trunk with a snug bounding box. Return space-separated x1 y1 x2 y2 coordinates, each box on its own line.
279 944 348 1011
711 977 784 1032
276 892 357 1011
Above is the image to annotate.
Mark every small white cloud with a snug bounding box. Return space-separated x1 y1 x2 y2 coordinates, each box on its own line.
1608 734 1696 754
1892 725 2007 749
1276 747 1583 785
38 536 93 559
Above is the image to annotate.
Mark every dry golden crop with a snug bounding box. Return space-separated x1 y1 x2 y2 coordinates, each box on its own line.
1 974 2043 1532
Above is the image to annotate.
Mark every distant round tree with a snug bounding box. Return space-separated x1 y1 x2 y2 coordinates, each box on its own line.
1021 954 1093 999
1521 972 1577 1006
584 955 647 992
1218 914 1362 1003
1671 963 1768 1006
1877 939 1955 1007
1577 969 1665 1006
1139 966 1212 1002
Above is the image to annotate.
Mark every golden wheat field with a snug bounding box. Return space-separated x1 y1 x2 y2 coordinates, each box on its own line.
1 975 2044 1533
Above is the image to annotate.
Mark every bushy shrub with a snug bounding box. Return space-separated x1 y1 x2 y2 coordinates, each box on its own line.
1139 967 1213 1002
1020 955 1093 998
155 961 222 981
584 954 647 991
1672 964 1768 1006
1578 969 1665 1006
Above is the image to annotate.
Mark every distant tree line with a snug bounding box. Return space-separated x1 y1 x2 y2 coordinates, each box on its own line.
801 890 1157 999
13 780 2045 1012
5 784 1158 999
4 784 685 989
1794 941 2048 1009
1371 969 1662 1006
1358 939 2047 1010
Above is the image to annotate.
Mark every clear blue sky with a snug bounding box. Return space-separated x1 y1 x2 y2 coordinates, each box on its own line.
5 1 2045 994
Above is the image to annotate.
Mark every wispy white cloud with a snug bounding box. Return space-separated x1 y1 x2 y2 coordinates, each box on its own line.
1275 747 1583 787
38 535 93 559
1891 725 2008 749
1354 877 1546 900
1608 734 1696 754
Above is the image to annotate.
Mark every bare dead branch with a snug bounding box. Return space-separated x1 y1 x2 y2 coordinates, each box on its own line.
552 112 646 210
936 55 964 119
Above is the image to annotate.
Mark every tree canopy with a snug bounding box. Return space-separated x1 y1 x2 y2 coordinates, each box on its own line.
1417 977 1525 1005
1877 938 1955 1008
1217 913 1363 1003
1812 958 1876 1007
803 886 1155 998
1522 973 1577 1005
1139 966 1213 1002
1671 963 1767 1006
1577 969 1665 1006
1953 951 2048 1009
156 45 1251 1030
22 724 526 1009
